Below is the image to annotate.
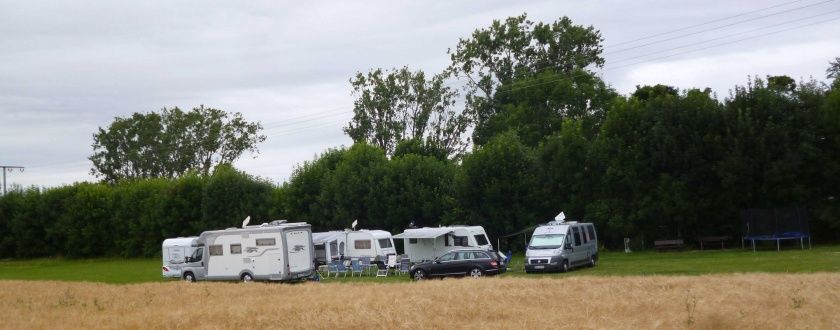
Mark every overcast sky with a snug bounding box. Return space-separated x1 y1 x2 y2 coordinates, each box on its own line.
1 0 839 189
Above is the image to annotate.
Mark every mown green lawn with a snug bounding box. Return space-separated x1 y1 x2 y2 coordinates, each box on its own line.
1 244 838 284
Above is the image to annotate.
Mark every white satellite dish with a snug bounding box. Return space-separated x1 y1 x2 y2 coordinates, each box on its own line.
242 216 251 228
554 212 566 222
351 219 358 231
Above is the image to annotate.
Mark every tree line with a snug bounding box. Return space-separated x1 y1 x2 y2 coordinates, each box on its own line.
1 14 839 258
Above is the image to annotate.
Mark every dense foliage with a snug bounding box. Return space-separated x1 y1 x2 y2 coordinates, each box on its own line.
1 14 839 258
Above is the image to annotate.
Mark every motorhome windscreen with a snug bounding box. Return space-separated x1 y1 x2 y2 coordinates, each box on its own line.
530 234 565 249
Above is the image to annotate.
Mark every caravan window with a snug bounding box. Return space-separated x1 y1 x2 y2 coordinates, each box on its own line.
409 238 418 244
209 245 223 256
256 238 276 246
474 234 489 246
378 239 392 248
453 236 469 247
230 244 242 254
329 241 338 256
444 235 451 247
354 240 371 249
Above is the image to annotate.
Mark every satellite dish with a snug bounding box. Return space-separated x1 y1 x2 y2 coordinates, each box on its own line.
351 219 358 231
242 216 251 228
554 212 566 222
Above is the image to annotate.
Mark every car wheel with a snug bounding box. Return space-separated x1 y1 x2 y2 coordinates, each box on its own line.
183 272 195 282
561 261 569 273
469 268 483 278
412 269 426 281
241 273 253 283
589 255 596 267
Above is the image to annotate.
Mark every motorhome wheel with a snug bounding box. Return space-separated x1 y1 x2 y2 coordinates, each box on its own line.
561 261 569 273
589 255 596 267
183 272 195 282
469 268 483 278
241 273 253 282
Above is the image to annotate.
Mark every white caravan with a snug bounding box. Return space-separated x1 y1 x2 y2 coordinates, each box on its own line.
394 226 493 262
180 220 315 282
161 236 198 278
312 229 396 264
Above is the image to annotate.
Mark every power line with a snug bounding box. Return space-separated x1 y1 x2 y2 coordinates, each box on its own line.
605 0 836 55
607 0 812 47
607 9 840 66
0 165 25 195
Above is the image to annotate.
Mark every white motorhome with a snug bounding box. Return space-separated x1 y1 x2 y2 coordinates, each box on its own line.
525 221 598 273
312 229 396 264
161 236 198 278
394 226 493 262
180 220 315 282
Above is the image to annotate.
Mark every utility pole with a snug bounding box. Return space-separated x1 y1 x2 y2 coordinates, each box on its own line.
0 165 25 195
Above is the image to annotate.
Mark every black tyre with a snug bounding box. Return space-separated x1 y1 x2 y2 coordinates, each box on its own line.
241 273 253 283
589 255 596 267
560 261 569 273
183 272 195 282
412 269 426 281
469 268 483 278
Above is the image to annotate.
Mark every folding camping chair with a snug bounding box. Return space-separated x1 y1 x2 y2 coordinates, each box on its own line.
350 260 364 277
386 254 397 275
376 261 389 277
398 258 410 275
331 260 348 278
359 256 376 276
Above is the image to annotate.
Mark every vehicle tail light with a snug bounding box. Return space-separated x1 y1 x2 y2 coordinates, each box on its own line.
489 260 498 268
162 266 169 272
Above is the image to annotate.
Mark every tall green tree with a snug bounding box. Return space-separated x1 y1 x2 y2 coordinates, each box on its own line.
90 106 265 182
344 67 469 157
448 13 610 145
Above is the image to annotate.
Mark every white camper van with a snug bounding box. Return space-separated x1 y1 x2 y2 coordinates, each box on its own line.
312 229 396 264
394 226 493 262
162 236 198 278
525 221 598 273
180 220 315 282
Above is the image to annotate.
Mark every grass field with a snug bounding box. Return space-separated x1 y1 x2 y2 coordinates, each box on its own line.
1 273 838 328
1 245 837 284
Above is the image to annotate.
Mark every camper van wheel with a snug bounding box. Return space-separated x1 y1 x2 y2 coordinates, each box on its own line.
560 261 569 273
589 255 596 267
412 269 426 281
469 268 483 278
241 273 253 283
183 272 195 282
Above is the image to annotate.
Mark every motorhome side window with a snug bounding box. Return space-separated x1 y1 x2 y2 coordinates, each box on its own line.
256 238 276 246
354 240 371 249
444 234 451 247
572 227 582 246
474 234 489 246
586 225 596 241
408 238 418 244
453 236 469 247
190 248 203 261
209 245 223 256
378 239 392 248
230 244 242 254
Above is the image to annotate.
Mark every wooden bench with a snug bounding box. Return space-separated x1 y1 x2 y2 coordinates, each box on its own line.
654 239 685 252
698 236 730 250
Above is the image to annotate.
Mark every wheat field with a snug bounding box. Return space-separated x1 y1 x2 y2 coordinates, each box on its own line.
1 273 838 329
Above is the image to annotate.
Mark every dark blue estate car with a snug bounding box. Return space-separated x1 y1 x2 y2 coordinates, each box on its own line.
409 248 505 280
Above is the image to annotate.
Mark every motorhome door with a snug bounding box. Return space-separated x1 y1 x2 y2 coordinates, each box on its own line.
285 230 311 273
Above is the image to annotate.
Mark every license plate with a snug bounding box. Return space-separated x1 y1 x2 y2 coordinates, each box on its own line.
534 265 545 269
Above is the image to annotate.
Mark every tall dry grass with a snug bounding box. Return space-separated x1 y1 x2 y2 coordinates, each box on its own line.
1 273 838 329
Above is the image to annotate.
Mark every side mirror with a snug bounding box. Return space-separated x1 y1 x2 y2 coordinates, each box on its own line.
564 243 572 250
434 258 441 264
185 257 191 263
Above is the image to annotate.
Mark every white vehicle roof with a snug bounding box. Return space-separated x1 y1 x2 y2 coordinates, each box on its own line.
533 225 569 235
393 225 487 239
312 231 344 244
162 237 197 247
356 229 392 239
